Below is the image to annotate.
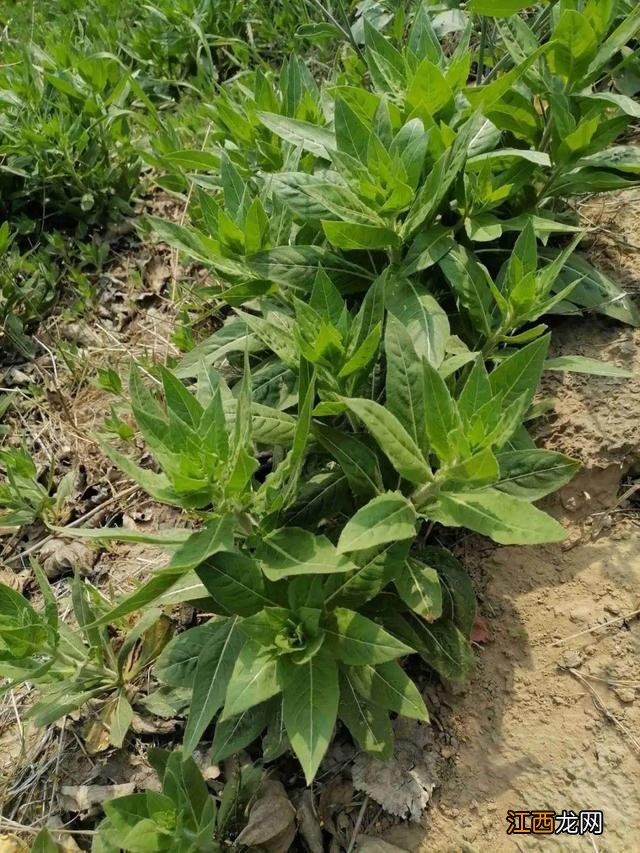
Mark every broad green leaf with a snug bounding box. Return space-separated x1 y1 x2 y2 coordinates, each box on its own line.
221 641 280 719
496 450 579 500
364 18 406 95
337 492 417 554
396 558 443 620
385 277 450 367
549 11 597 85
167 515 236 572
404 613 475 681
256 527 356 580
457 356 492 422
545 252 640 327
155 621 222 688
210 701 271 763
544 356 633 378
421 546 476 637
439 245 494 339
325 607 413 665
339 670 394 759
246 246 373 292
348 660 429 721
322 220 400 250
325 541 410 609
422 360 463 464
402 225 456 276
489 335 550 407
334 95 372 162
314 423 383 499
257 112 334 157
268 172 378 224
342 398 432 485
406 58 453 117
31 829 59 853
385 314 426 448
402 113 484 239
427 488 566 545
183 617 244 756
280 647 339 784
196 552 274 617
163 149 220 172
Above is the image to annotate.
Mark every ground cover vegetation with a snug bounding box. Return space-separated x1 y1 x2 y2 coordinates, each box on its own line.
0 0 639 849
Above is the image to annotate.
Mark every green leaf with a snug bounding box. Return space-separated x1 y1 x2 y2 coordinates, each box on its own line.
110 692 133 749
342 397 432 485
31 829 59 853
256 527 356 580
421 547 476 637
339 670 394 759
221 641 280 720
496 450 579 500
549 11 597 85
269 172 378 224
396 558 443 620
246 246 372 292
427 488 567 545
402 225 456 277
348 660 429 721
422 360 463 464
167 515 236 572
210 701 271 763
545 252 640 327
402 113 484 239
183 617 244 756
314 423 383 500
280 647 339 784
325 541 410 609
325 607 413 665
404 614 475 681
337 492 417 554
196 552 274 617
334 95 372 162
489 335 550 407
155 621 221 688
439 245 494 339
257 112 334 158
322 220 400 250
385 314 426 448
544 356 634 378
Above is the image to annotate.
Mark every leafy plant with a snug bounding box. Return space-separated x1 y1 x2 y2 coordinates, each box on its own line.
7 0 639 801
0 41 143 229
92 747 261 853
0 449 77 529
0 563 172 748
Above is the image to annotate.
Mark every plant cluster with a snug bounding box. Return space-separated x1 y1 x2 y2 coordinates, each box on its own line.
0 0 639 849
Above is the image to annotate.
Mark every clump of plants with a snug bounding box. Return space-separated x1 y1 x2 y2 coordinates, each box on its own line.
0 1 639 848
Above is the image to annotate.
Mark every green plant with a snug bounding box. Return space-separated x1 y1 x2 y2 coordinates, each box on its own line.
86 0 640 785
0 449 77 529
91 747 262 853
0 563 172 747
0 42 143 229
6 0 639 803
